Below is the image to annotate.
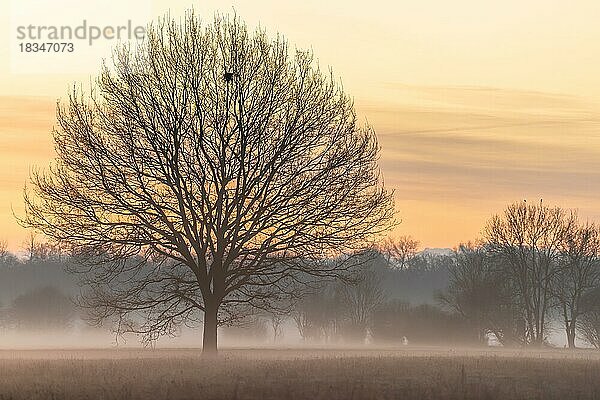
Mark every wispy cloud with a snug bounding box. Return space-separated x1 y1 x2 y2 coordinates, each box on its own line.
1 88 600 249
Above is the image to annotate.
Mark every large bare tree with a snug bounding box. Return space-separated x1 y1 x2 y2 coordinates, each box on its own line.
484 201 574 346
21 13 394 353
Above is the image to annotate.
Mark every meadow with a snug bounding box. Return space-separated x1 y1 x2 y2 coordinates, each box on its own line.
0 347 599 399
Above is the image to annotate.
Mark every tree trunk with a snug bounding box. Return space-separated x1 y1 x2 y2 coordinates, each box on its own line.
567 332 576 349
202 302 218 354
566 323 576 349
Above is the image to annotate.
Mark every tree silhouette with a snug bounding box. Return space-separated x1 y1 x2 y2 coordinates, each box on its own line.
553 222 600 348
22 12 394 353
484 201 575 346
379 235 419 270
338 266 385 342
578 288 600 349
438 242 524 346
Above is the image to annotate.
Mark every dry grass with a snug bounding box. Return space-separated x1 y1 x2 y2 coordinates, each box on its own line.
0 347 599 399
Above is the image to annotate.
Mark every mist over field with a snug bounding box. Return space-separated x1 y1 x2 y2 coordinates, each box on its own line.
0 244 589 350
0 245 453 349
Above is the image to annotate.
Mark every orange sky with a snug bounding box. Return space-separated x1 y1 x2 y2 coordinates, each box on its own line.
2 0 600 251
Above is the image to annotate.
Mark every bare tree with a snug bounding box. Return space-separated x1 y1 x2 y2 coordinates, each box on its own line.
578 288 600 349
438 243 524 346
0 241 7 259
293 287 340 343
24 233 36 262
579 312 600 349
23 233 63 263
338 268 386 342
269 313 285 342
553 222 600 348
379 235 419 270
484 201 574 346
0 241 15 265
21 13 394 353
292 295 325 342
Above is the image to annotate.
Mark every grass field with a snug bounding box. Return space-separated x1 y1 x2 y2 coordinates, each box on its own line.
1 347 600 399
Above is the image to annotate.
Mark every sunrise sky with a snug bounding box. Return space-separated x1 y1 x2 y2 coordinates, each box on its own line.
2 0 600 250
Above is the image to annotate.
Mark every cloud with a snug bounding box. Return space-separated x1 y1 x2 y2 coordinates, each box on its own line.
1 88 600 249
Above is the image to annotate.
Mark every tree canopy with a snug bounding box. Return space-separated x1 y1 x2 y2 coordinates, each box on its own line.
22 12 394 352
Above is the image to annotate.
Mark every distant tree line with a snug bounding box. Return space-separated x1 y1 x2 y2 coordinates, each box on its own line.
0 238 77 332
3 200 600 349
286 248 477 345
219 248 473 346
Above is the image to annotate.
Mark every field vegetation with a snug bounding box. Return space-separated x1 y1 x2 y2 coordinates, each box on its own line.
0 348 599 399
